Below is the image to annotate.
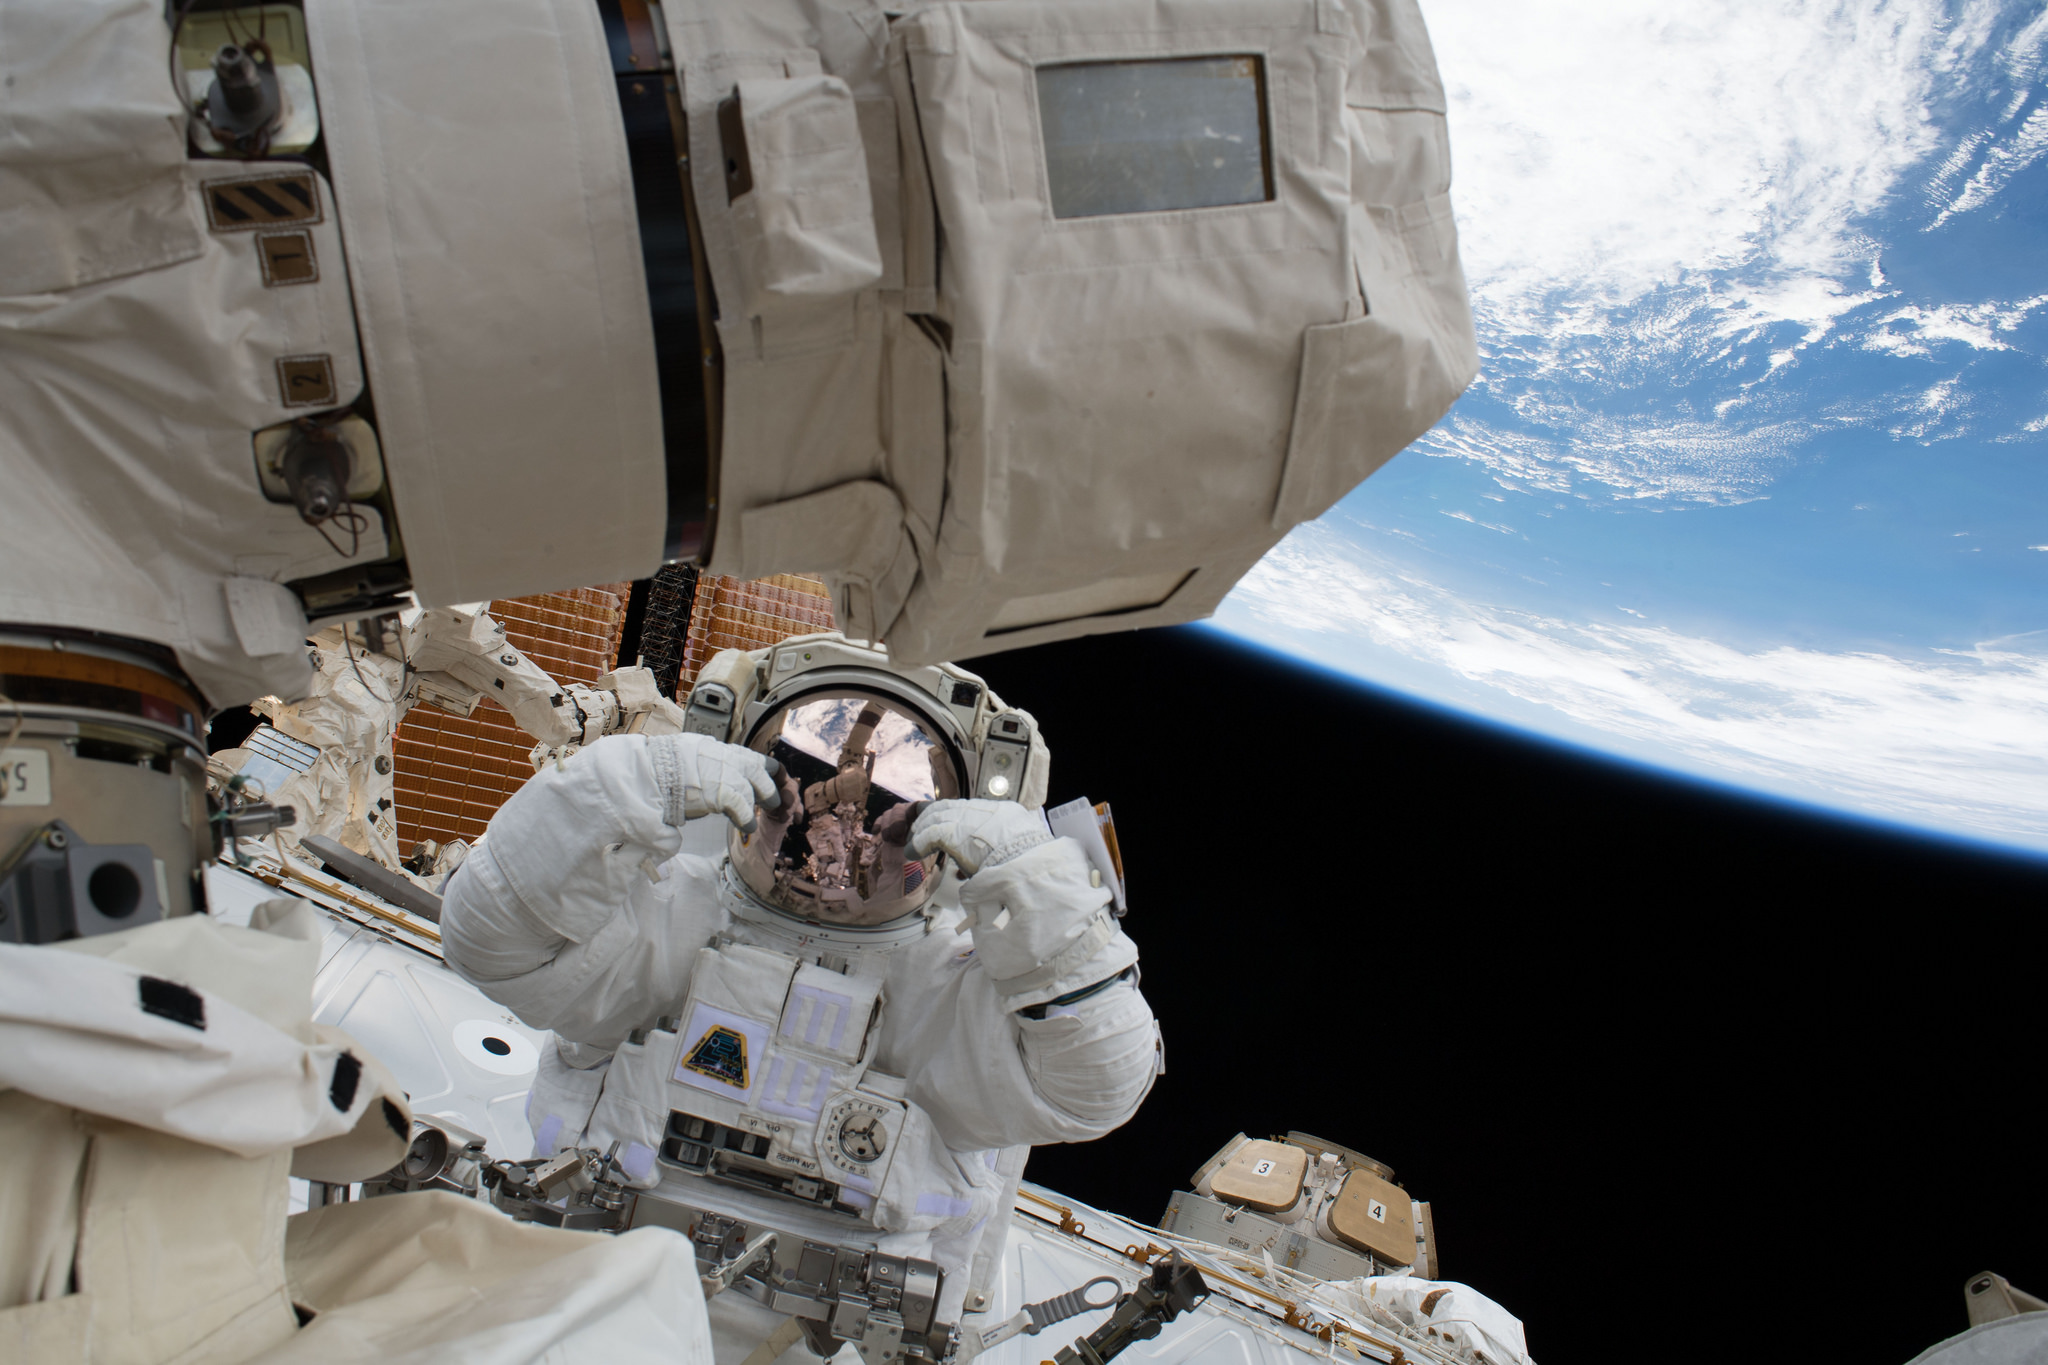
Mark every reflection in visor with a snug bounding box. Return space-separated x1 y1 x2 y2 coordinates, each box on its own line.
742 692 959 924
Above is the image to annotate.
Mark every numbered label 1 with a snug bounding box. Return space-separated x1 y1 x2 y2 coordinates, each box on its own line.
0 749 52 807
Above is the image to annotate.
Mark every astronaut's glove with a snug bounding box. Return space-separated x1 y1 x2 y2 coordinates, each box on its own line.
951 837 1124 993
909 799 1052 877
644 733 780 833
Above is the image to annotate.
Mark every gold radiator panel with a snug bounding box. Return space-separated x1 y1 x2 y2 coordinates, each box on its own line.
391 584 629 849
678 573 835 690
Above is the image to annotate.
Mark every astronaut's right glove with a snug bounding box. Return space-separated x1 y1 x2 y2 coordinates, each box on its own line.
644 733 781 833
908 798 1052 876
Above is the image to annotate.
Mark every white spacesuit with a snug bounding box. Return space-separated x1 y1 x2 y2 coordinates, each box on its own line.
440 635 1162 1362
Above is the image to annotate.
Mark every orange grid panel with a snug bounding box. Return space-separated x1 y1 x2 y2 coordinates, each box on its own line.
677 573 836 691
392 584 630 850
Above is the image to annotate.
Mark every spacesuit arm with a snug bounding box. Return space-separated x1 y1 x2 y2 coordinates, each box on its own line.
957 838 1156 1140
440 734 774 1038
905 804 1159 1148
896 917 1158 1152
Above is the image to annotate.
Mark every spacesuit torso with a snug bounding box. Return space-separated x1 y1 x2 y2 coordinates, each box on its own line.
441 733 1162 1338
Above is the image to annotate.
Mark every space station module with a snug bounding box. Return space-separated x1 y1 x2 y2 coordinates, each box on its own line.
3 0 1473 722
439 633 1163 1365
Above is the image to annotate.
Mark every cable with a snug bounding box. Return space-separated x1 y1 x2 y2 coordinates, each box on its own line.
309 499 368 561
298 417 369 562
165 0 202 111
340 622 394 704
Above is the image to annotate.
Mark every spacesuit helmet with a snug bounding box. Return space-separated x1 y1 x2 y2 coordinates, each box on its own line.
687 634 1045 931
732 689 961 927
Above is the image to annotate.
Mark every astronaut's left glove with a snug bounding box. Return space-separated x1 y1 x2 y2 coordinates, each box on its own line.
908 798 1051 875
914 800 1129 1001
644 733 780 833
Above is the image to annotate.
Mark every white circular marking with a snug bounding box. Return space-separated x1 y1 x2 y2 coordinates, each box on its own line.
452 1019 539 1076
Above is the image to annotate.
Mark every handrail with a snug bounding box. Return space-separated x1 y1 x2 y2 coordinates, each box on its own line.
1016 1186 1089 1237
247 854 443 946
1010 1189 1433 1365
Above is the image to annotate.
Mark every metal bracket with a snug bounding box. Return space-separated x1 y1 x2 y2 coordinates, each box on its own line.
703 1228 779 1298
0 819 165 944
973 1276 1123 1356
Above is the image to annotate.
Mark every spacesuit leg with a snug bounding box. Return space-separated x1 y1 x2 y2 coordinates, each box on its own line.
526 1037 613 1158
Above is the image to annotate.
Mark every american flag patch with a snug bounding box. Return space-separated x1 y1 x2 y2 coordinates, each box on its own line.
903 860 925 892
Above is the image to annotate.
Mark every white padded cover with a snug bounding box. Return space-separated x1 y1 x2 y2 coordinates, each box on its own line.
668 0 1476 664
305 0 667 605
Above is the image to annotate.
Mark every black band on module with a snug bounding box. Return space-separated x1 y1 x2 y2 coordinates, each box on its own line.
596 0 717 564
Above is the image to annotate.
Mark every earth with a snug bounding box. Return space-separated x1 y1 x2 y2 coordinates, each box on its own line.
1215 0 2048 858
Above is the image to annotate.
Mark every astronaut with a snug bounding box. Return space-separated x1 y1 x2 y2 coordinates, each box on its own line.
440 633 1162 1361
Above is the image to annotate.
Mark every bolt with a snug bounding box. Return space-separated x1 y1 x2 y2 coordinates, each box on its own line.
374 755 392 775
44 828 68 850
282 433 346 524
213 45 264 117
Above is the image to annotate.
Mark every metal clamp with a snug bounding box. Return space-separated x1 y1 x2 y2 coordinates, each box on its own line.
363 1117 488 1198
1050 1254 1209 1365
483 1145 632 1233
974 1276 1123 1355
702 1227 779 1298
736 1236 948 1365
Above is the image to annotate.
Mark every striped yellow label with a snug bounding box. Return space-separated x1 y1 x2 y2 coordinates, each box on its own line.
205 173 322 232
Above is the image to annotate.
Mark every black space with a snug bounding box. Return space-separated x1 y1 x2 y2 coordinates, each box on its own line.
207 703 259 753
963 624 2048 1365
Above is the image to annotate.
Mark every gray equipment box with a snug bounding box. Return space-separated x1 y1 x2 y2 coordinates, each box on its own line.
1159 1190 1379 1283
